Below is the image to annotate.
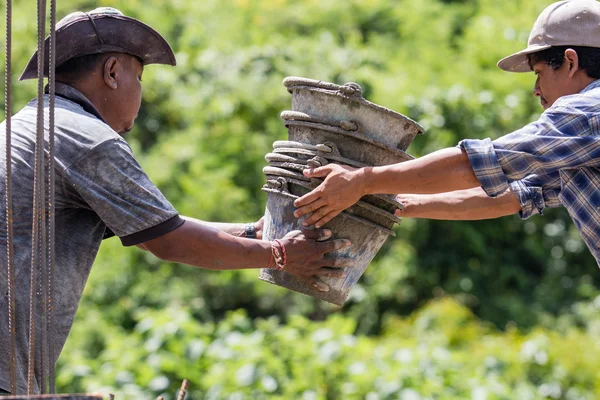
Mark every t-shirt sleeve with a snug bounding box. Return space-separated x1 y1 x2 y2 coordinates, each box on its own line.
63 138 184 246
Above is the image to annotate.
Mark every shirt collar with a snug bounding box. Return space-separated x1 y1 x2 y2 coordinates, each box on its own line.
46 82 107 123
579 79 600 94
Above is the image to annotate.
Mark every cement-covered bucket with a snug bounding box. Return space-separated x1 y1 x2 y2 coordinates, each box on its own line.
259 178 394 306
262 168 402 230
280 111 414 166
283 77 424 151
259 77 423 305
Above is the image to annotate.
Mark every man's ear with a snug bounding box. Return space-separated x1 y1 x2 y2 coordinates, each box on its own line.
564 48 580 78
103 56 119 89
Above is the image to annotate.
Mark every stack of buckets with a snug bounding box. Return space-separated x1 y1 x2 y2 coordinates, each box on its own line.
259 77 424 306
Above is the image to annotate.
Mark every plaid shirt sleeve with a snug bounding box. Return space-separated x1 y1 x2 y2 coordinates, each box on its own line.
459 103 600 197
509 172 562 219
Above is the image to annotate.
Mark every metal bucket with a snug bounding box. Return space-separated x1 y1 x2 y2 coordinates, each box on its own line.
259 180 393 306
280 111 414 166
259 77 423 305
261 169 402 231
283 77 424 151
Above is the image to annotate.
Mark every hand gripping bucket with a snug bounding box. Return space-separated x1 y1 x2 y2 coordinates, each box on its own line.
259 77 424 306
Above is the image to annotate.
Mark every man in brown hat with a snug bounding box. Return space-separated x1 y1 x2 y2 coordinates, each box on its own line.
0 7 351 394
294 1 600 264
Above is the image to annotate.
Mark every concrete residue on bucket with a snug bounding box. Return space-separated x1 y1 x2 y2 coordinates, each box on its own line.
259 76 424 306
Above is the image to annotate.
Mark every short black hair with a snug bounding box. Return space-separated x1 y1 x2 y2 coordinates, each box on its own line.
528 46 600 79
55 53 109 81
55 52 143 83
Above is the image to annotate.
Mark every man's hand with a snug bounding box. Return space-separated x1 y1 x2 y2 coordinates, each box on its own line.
293 164 366 228
253 217 264 239
280 228 353 292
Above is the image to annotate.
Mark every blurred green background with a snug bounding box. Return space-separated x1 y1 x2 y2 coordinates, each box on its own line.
3 0 600 398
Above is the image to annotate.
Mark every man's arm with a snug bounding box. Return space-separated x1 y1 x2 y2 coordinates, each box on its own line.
396 171 562 220
185 216 264 239
293 148 478 227
396 186 522 220
65 139 351 290
295 104 599 227
137 218 352 290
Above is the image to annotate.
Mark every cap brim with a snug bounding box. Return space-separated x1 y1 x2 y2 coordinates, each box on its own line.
497 44 552 73
19 14 176 81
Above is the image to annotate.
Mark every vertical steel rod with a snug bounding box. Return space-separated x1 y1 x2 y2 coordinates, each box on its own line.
47 0 57 392
28 0 47 393
4 0 17 394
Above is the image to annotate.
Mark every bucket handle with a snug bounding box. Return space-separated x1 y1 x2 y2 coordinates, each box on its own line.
280 111 360 132
272 141 365 169
283 77 363 99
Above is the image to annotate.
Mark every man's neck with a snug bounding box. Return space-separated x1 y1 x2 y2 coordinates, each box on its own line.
52 81 107 123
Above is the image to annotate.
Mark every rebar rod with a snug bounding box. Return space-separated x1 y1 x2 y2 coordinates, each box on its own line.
28 0 47 393
4 0 17 393
46 0 57 392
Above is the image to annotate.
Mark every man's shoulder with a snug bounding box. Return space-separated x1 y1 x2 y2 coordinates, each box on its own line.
552 81 600 112
12 97 129 170
53 96 117 138
15 95 118 140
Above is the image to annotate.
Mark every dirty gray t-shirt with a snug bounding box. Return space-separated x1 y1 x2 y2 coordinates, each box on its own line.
0 84 183 393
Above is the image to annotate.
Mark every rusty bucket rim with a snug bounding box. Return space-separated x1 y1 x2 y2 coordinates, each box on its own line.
282 76 425 136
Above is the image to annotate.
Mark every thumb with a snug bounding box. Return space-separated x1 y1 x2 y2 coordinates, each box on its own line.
303 165 333 178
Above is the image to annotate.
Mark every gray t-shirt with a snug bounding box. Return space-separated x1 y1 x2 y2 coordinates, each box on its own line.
0 84 183 393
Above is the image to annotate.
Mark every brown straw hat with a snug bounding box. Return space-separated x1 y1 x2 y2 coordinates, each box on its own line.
498 0 600 73
19 7 176 80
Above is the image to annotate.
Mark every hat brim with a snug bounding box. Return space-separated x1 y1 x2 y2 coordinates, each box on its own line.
19 14 176 81
497 44 552 73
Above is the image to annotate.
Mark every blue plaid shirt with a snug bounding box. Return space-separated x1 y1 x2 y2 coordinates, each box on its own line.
459 79 600 265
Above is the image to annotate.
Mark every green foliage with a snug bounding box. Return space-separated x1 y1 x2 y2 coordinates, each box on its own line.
58 298 600 399
2 0 600 396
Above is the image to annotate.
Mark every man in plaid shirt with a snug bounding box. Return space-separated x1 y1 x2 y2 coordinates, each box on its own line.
293 0 600 265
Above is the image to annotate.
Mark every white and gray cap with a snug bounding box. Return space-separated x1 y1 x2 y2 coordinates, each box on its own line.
498 0 600 73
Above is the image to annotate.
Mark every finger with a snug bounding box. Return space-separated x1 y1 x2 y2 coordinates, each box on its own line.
314 209 341 229
394 208 403 218
293 198 328 218
319 238 352 253
301 206 334 227
293 188 322 209
300 228 333 241
315 228 333 241
319 257 355 269
300 275 330 292
314 267 346 278
303 165 333 179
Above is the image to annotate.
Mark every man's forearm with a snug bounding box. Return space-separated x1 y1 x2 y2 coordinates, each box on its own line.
183 216 248 238
363 147 481 195
138 217 352 285
397 187 522 220
294 147 490 228
143 219 270 270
